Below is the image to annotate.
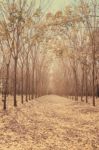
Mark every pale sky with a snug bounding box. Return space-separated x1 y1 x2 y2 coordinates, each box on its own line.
0 0 77 15
47 0 75 13
35 0 76 13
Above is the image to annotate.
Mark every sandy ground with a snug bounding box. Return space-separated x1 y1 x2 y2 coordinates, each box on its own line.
0 95 99 150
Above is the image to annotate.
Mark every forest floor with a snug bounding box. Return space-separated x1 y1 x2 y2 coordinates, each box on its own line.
0 95 99 150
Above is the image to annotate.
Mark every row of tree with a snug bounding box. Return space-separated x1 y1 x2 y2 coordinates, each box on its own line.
42 0 99 106
0 0 52 110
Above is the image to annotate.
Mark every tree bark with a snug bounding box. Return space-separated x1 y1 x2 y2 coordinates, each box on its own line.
14 57 17 107
3 64 9 110
31 65 34 99
85 65 88 103
92 4 96 106
25 56 28 102
81 66 84 102
21 64 24 104
74 69 78 101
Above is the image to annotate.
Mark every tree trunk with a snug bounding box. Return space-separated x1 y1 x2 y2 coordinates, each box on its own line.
28 69 31 100
92 4 96 106
21 65 24 104
31 65 34 99
92 38 96 106
3 64 9 110
81 66 84 102
74 69 78 101
85 66 88 103
35 69 38 98
25 56 28 102
14 57 17 107
92 60 95 106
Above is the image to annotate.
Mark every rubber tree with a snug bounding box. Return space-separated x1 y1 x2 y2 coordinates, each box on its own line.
0 21 12 110
79 0 99 106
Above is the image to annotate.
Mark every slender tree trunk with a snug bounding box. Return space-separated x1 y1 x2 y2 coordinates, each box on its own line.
28 69 31 100
35 68 38 98
92 38 96 106
81 66 84 102
74 69 78 101
92 4 96 106
21 65 24 104
31 65 34 99
92 59 95 106
25 56 28 102
85 66 88 103
3 64 9 110
14 57 17 107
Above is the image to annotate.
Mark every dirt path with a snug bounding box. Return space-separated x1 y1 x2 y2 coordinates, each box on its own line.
0 95 99 150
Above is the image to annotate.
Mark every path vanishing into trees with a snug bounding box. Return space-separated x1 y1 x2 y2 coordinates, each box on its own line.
0 95 99 150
